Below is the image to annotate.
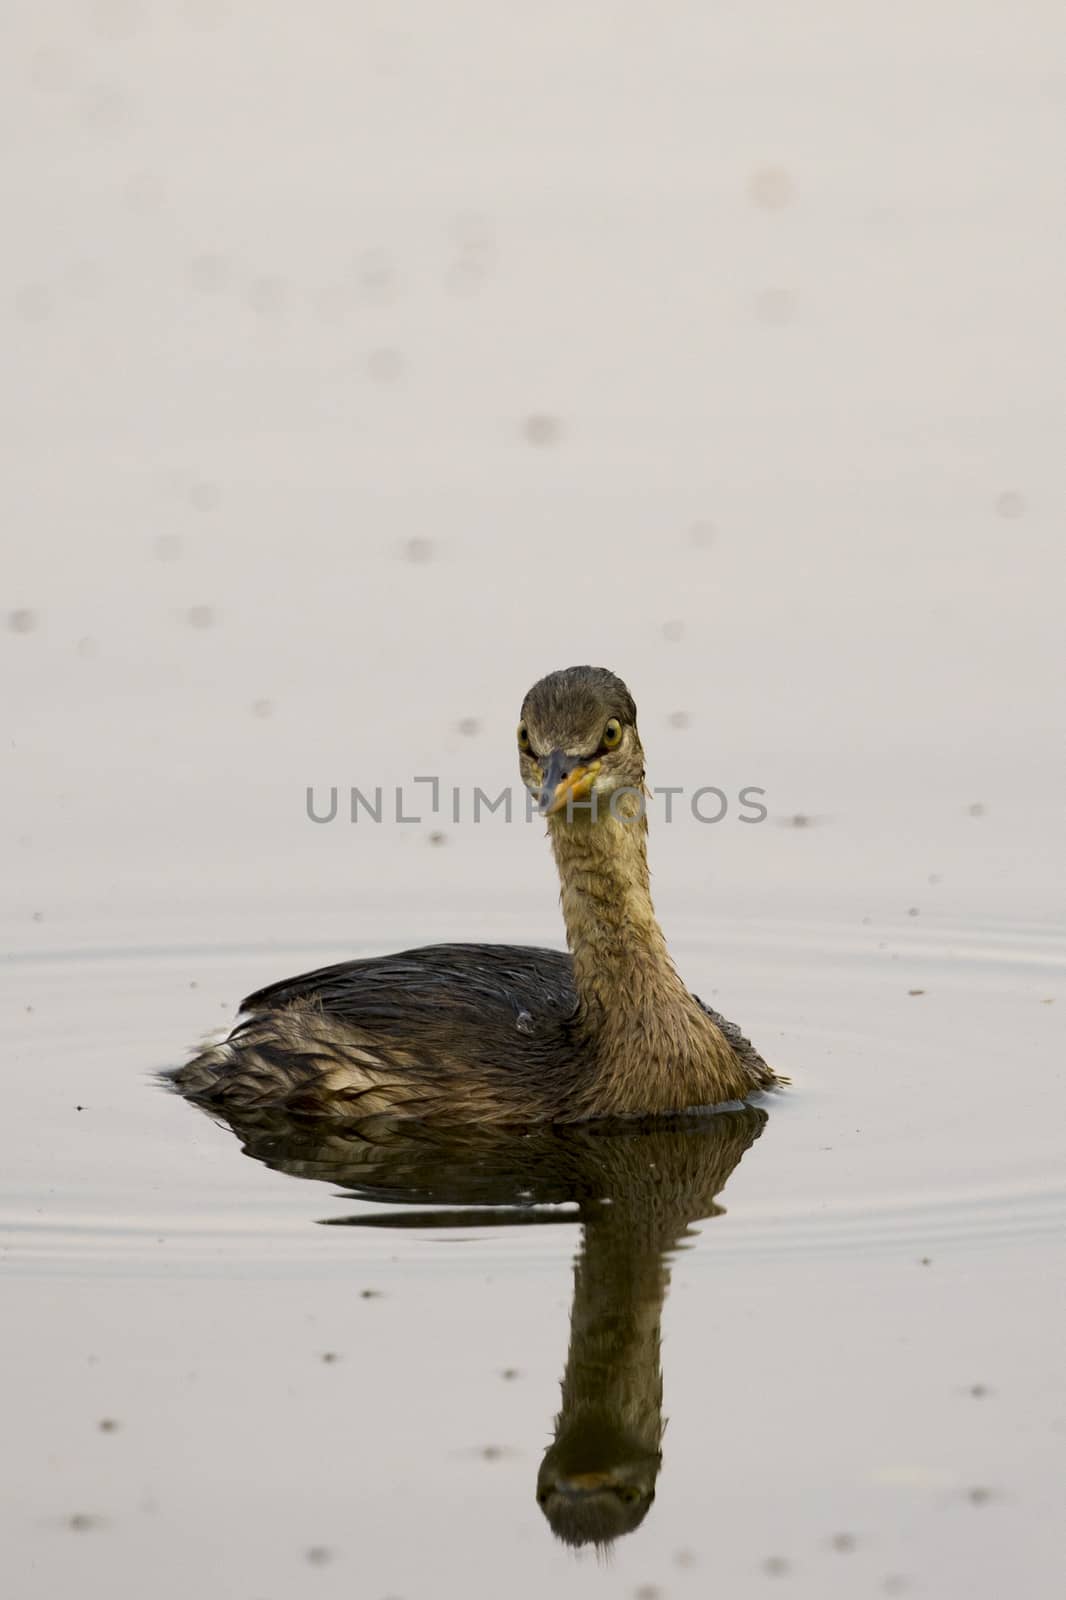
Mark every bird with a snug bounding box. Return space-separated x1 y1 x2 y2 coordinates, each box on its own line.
168 665 778 1122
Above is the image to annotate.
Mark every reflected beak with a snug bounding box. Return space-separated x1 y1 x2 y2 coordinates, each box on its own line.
539 750 601 816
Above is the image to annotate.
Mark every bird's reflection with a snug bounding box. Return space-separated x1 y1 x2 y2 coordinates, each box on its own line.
198 1102 767 1548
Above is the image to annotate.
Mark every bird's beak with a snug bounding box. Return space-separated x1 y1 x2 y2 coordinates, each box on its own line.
539 750 601 816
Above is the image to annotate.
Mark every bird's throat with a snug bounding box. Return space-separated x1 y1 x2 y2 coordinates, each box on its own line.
548 809 688 1028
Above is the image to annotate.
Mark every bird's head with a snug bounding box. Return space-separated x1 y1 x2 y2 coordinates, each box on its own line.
517 666 645 822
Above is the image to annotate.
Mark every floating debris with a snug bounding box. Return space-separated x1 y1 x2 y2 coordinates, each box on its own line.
401 536 434 565
305 1545 333 1566
667 711 690 729
188 480 220 513
457 717 480 737
97 1418 120 1433
995 490 1026 520
522 414 563 448
907 989 925 997
967 1486 996 1506
186 605 215 630
8 609 37 634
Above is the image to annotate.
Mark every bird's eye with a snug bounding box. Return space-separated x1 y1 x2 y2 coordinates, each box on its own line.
517 722 531 752
602 718 623 749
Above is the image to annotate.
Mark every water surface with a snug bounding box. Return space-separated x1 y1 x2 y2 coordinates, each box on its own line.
3 914 1062 1598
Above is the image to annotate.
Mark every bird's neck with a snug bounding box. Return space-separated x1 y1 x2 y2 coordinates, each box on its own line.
548 802 748 1113
549 805 691 1024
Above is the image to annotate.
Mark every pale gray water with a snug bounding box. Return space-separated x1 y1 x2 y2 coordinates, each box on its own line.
3 2 1065 1596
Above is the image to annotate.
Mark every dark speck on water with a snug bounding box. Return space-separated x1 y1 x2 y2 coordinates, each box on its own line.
188 481 220 513
522 414 562 447
8 608 37 634
457 717 480 736
98 1417 119 1432
995 490 1026 519
305 1545 334 1566
401 536 434 564
186 605 215 630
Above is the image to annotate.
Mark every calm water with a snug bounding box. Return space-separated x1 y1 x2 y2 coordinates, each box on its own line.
3 1 1064 1594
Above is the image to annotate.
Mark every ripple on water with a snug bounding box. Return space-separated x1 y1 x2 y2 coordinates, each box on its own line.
1 916 1062 1274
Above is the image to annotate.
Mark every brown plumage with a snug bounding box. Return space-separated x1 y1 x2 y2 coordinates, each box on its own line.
168 666 778 1121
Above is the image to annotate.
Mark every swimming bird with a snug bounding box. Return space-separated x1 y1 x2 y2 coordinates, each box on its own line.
170 665 776 1121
